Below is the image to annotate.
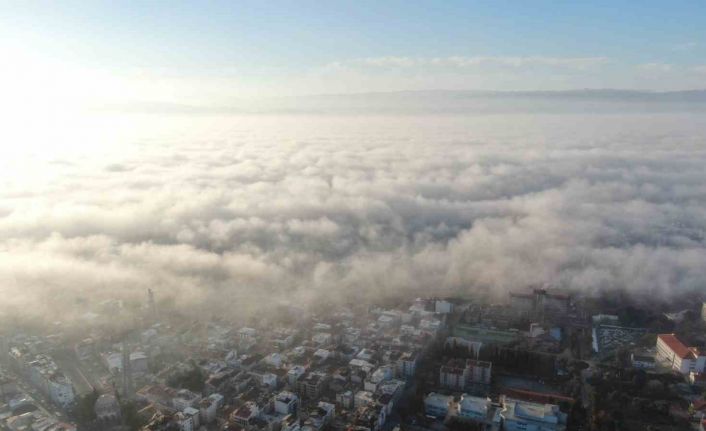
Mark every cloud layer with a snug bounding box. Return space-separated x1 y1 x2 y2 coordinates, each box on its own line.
1 111 706 324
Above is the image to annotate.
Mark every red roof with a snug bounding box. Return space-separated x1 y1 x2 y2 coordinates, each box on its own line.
658 334 698 359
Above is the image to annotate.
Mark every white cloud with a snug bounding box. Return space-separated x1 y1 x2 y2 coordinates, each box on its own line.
1 112 706 325
672 42 697 51
637 63 674 73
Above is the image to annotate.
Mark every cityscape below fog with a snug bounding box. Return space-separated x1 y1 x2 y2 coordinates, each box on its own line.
4 286 706 431
3 1 706 430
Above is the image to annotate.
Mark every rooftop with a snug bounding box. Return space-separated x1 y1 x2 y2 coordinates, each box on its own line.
658 333 699 359
501 397 565 426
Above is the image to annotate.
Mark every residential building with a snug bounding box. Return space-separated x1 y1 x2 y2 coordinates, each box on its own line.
172 389 201 411
396 351 418 378
275 391 299 415
440 359 466 390
288 365 306 386
435 300 454 314
300 371 327 399
198 393 223 424
94 394 121 423
630 352 655 369
337 390 354 409
440 359 491 390
656 333 706 374
182 407 200 430
231 401 259 426
458 395 491 421
354 391 374 409
48 373 75 408
424 393 452 419
500 397 567 431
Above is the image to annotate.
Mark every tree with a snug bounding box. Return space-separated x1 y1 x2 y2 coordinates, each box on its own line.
167 361 205 392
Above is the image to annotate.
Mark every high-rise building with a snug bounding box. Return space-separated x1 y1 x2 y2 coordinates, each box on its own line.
121 340 133 400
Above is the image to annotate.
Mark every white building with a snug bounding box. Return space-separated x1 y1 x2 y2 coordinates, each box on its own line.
424 392 452 419
356 349 375 361
419 318 443 334
288 365 306 386
172 389 201 411
261 372 278 389
265 352 283 368
313 349 331 361
183 407 200 429
198 393 223 424
435 300 454 314
397 351 418 378
364 366 393 392
275 391 299 415
439 359 491 390
48 374 75 408
500 397 567 431
656 334 706 375
630 353 656 369
336 390 354 409
232 401 259 426
354 390 374 409
225 349 239 368
458 395 491 421
312 333 332 345
313 323 332 332
104 352 123 373
174 411 197 431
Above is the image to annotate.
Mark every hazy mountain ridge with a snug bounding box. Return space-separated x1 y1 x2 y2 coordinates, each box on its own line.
100 89 706 114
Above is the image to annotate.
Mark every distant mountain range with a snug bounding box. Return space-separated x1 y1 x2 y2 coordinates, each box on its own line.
299 89 706 101
98 89 706 114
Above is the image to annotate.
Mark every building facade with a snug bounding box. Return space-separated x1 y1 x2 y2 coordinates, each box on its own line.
657 334 706 375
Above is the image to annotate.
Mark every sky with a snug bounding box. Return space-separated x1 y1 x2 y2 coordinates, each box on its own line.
1 0 705 109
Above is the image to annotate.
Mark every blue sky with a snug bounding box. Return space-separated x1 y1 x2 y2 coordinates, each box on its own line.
1 1 705 105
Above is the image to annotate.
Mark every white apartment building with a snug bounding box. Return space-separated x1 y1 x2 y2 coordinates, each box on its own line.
500 397 567 431
657 334 706 375
424 392 453 419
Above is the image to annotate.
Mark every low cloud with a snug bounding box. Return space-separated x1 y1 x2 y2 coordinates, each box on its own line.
1 112 706 325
